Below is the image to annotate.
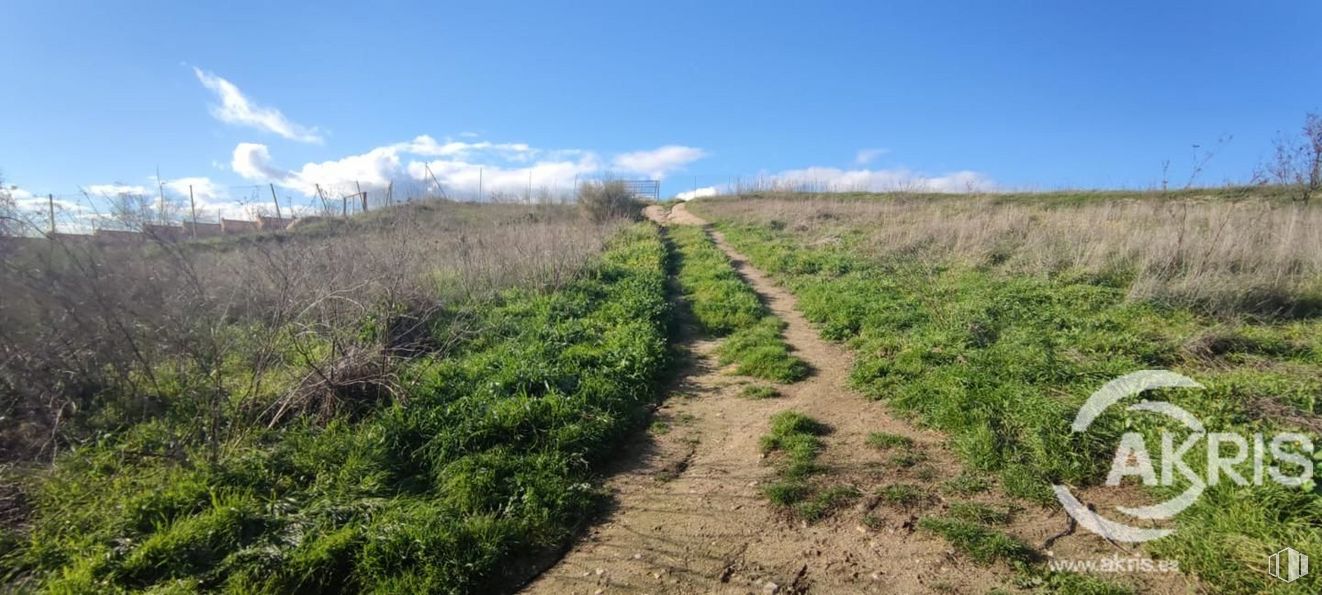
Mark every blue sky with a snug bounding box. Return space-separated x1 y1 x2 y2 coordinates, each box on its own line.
2 1 1320 216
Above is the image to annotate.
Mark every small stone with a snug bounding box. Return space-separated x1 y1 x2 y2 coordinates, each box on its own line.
633 553 642 560
594 568 605 576
763 582 780 593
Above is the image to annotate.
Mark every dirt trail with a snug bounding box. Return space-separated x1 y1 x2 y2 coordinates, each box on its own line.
523 204 1187 594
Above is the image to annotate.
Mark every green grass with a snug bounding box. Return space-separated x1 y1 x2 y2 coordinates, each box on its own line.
947 501 1012 525
941 472 992 496
669 225 808 382
3 224 673 593
758 411 854 521
739 384 780 399
877 483 929 508
918 517 1037 565
702 211 1322 592
865 431 914 450
794 485 861 521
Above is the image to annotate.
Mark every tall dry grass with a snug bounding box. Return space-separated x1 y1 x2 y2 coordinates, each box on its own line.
699 195 1322 317
0 200 620 463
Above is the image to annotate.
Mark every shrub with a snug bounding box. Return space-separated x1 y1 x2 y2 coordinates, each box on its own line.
578 180 642 222
5 222 672 593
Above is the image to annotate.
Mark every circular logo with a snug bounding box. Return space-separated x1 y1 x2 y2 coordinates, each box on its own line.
1053 370 1204 543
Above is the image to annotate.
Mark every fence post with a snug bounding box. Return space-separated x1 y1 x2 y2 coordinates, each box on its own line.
189 185 197 238
361 192 368 213
48 194 56 235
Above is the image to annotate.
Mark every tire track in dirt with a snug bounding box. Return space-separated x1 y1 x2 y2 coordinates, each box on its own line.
522 204 1190 594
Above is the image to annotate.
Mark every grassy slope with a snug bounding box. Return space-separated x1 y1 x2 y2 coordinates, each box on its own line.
694 204 1322 594
669 225 807 382
3 224 671 593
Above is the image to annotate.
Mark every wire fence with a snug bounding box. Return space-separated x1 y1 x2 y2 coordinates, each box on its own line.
3 170 996 238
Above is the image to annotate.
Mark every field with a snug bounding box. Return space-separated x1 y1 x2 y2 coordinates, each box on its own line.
0 200 674 592
2 188 1319 594
689 192 1322 593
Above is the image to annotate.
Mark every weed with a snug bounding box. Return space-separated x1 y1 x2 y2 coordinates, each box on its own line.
759 411 848 521
670 225 807 382
740 384 780 399
865 431 914 450
6 222 672 592
701 208 1322 589
887 448 928 469
878 484 930 508
794 486 861 521
942 472 991 496
947 501 1012 525
918 516 1037 565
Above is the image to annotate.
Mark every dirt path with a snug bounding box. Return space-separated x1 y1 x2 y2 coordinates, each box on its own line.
522 204 1188 594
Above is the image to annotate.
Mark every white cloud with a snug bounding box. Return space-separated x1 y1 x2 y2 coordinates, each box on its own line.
232 143 290 181
4 185 34 200
84 184 153 196
229 137 695 200
194 67 324 144
855 148 889 165
743 166 993 193
403 135 533 159
675 186 719 201
612 145 707 179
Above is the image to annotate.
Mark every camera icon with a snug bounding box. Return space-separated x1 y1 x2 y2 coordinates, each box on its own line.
1268 547 1309 583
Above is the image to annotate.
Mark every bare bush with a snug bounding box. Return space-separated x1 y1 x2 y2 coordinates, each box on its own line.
1254 113 1322 203
578 180 642 222
0 200 617 463
699 194 1322 318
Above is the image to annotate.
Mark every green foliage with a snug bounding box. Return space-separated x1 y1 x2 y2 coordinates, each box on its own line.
712 218 1322 591
877 484 929 508
946 501 1012 525
716 317 810 382
739 384 779 399
794 485 860 521
7 224 672 593
941 472 991 496
669 226 808 382
918 517 1037 565
865 431 914 450
759 411 846 521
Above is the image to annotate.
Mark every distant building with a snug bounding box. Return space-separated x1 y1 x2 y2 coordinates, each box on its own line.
183 221 223 238
142 224 185 242
257 216 296 231
221 218 258 235
93 229 144 243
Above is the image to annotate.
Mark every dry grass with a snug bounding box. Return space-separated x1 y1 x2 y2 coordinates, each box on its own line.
0 200 620 463
697 194 1322 318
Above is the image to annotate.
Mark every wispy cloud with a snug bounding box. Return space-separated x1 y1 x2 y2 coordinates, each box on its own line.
611 145 707 179
230 137 701 199
747 166 992 193
193 67 324 144
84 183 153 196
855 148 889 165
675 186 719 201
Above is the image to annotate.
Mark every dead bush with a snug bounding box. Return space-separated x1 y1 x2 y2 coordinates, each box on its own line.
578 180 642 222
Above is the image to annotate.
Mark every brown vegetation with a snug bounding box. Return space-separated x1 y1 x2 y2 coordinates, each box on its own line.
698 193 1322 318
0 200 618 464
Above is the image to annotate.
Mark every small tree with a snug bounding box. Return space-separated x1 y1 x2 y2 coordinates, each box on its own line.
0 171 20 237
578 180 641 222
1255 113 1322 203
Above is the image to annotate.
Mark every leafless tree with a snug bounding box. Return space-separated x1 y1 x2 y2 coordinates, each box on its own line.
1255 112 1322 203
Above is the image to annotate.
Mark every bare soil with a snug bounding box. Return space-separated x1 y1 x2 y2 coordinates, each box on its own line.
521 203 1195 594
